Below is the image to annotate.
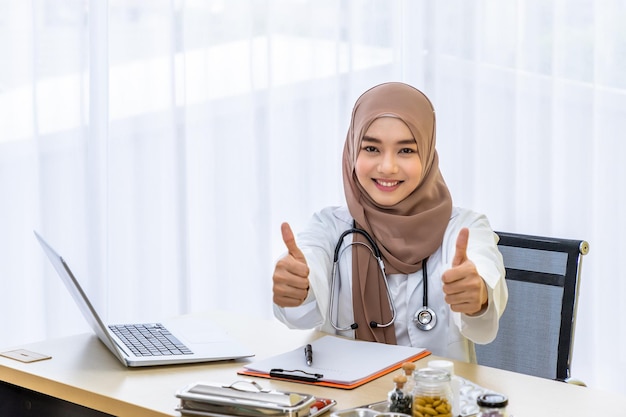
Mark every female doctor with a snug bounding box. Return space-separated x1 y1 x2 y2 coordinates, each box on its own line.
272 82 508 362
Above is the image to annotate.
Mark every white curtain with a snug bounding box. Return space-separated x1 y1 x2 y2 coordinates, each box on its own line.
1 0 624 395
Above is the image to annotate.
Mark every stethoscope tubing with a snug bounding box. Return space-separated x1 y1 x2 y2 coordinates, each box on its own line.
329 226 435 332
329 235 396 331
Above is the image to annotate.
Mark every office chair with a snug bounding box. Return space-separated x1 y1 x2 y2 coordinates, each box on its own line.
475 231 589 382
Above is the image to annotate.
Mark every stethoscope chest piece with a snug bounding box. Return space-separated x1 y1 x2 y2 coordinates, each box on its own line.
413 306 436 331
411 256 436 331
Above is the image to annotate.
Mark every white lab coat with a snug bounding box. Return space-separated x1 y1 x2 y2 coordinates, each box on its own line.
273 206 508 362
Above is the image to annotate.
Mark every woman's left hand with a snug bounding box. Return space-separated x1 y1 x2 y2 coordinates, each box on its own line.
441 227 488 315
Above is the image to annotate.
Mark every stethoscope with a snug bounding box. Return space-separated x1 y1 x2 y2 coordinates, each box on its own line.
328 225 437 332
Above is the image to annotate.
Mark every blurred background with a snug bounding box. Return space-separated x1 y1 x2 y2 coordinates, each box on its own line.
1 0 624 395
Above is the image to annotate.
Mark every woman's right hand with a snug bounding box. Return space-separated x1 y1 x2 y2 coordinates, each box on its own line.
272 222 310 307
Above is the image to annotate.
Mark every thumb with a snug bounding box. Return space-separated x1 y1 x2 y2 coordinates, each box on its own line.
281 222 307 263
452 227 469 267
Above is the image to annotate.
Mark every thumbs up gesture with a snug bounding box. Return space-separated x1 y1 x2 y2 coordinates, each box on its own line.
272 222 311 307
441 228 488 315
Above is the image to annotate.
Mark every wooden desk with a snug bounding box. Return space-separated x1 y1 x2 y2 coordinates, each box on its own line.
1 311 623 416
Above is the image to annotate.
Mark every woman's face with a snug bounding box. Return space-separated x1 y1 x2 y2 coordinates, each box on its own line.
355 117 423 207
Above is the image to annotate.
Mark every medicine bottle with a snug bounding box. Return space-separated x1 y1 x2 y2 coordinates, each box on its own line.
388 374 412 415
427 360 460 417
412 367 452 417
401 362 416 396
476 393 508 417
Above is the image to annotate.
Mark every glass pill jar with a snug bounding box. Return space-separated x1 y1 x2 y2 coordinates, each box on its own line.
412 367 452 417
476 393 508 417
388 374 412 415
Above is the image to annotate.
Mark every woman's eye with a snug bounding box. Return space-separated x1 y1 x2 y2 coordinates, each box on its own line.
363 146 378 152
400 148 416 154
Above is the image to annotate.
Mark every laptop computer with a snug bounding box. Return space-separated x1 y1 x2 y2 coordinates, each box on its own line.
34 231 255 367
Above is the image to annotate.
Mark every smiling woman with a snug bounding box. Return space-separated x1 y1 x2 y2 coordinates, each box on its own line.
272 82 505 364
0 0 625 396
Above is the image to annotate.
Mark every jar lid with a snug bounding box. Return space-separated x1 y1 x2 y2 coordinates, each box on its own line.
414 367 450 382
477 393 508 408
427 360 454 375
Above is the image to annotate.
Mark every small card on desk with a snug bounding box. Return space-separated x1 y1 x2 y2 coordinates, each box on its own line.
1 349 52 363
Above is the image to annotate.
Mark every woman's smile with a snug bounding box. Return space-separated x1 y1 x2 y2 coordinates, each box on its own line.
374 179 402 190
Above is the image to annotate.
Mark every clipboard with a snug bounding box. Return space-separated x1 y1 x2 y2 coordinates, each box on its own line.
238 335 430 389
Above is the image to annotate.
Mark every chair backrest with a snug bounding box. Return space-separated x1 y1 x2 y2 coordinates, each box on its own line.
475 231 589 381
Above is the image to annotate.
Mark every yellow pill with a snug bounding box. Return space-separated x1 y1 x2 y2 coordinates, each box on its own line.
422 406 438 416
412 411 425 417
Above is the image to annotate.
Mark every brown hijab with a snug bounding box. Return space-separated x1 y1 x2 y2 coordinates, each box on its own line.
342 82 452 344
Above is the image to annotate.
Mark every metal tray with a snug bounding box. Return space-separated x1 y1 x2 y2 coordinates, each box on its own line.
178 397 335 417
329 405 411 417
176 381 322 417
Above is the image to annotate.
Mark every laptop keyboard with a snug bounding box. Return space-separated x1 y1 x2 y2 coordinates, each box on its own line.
109 323 194 356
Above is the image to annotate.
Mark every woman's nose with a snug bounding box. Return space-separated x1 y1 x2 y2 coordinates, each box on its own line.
378 153 398 174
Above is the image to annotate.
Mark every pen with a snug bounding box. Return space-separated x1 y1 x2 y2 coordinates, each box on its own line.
304 344 313 366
